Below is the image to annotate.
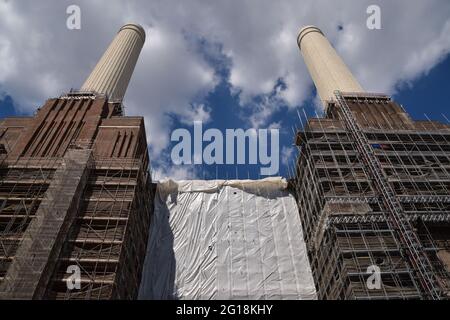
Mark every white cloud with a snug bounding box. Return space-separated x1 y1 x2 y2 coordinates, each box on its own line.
1 0 450 177
248 96 280 129
177 104 212 125
122 23 218 155
268 122 281 130
152 163 198 182
402 19 450 81
281 146 294 167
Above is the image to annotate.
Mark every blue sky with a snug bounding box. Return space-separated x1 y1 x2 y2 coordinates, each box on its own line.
1 1 450 181
394 56 450 122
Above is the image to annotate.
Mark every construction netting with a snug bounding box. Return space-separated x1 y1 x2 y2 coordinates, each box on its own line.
138 177 317 300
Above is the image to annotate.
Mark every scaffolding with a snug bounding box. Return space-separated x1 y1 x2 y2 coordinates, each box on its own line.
0 150 92 299
0 96 154 299
291 93 450 299
0 154 154 299
0 157 59 294
43 156 154 299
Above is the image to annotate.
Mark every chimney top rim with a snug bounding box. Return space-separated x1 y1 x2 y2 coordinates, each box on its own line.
119 23 146 43
297 25 323 50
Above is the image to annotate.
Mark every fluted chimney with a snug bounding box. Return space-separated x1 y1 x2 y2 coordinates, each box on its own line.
297 26 364 108
81 23 146 101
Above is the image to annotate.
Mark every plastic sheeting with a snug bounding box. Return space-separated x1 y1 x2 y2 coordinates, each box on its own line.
139 178 317 300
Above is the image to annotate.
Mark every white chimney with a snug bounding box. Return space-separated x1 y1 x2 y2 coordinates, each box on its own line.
297 26 364 108
81 23 146 101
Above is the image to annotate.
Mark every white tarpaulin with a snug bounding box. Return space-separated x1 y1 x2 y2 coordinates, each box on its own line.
139 178 317 300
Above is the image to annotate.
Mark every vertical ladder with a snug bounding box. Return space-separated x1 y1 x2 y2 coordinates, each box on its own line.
334 91 441 300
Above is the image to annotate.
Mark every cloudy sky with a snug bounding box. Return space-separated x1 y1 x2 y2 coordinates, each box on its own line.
1 0 450 180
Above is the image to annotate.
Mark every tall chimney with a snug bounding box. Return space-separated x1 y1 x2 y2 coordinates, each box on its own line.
81 23 146 101
297 26 364 108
